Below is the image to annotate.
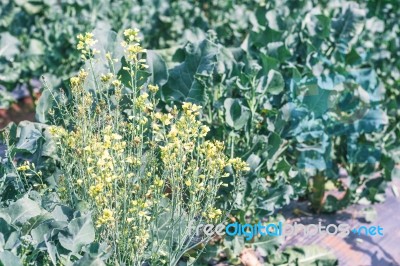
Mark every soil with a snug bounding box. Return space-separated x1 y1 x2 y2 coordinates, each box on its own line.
0 97 36 129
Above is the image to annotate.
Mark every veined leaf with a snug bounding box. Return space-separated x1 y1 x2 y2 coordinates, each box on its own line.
7 196 44 226
147 50 168 87
0 251 23 266
331 2 366 54
58 213 95 254
161 40 218 104
224 98 251 130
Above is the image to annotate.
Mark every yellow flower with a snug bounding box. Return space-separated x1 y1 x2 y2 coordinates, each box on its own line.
100 73 113 83
103 208 113 219
148 84 159 93
112 80 121 87
200 125 210 137
228 158 250 172
111 133 123 140
16 165 29 171
124 28 140 42
154 179 164 187
70 77 80 86
185 180 192 186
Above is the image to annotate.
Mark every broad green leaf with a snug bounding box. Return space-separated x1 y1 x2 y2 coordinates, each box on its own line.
15 121 43 154
0 218 15 245
251 234 281 256
224 98 250 130
31 220 68 246
28 39 45 55
331 3 366 54
304 13 331 39
50 205 74 222
301 86 336 117
45 238 57 265
147 50 169 87
259 53 279 74
21 213 53 235
246 154 261 171
274 245 337 265
223 236 245 258
7 196 43 225
256 185 294 216
352 109 388 133
266 70 284 95
162 40 218 104
0 251 23 266
0 33 20 60
73 256 106 266
117 56 151 90
58 213 95 253
266 42 291 62
15 0 44 14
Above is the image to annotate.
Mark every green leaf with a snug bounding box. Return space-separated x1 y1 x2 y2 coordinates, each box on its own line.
0 251 23 266
73 257 106 266
300 85 336 117
267 133 286 170
21 213 53 235
331 3 366 54
256 70 284 95
7 195 44 226
256 185 294 216
251 234 281 256
266 70 284 95
246 154 261 171
259 53 279 74
58 213 95 253
35 80 59 124
117 56 151 90
31 220 67 246
15 121 43 154
0 33 20 60
73 242 111 266
0 218 15 245
147 50 169 87
266 42 291 62
270 245 337 265
28 39 45 56
224 98 251 130
323 190 351 213
352 109 388 133
162 40 218 104
223 236 245 258
15 0 44 14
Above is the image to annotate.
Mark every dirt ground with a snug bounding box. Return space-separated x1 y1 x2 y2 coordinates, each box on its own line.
280 179 400 266
0 97 36 129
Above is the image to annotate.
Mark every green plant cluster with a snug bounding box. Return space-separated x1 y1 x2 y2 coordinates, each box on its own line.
151 0 399 217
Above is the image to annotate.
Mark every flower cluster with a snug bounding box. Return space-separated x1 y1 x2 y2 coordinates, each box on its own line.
52 29 248 265
121 28 148 68
77 32 99 59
